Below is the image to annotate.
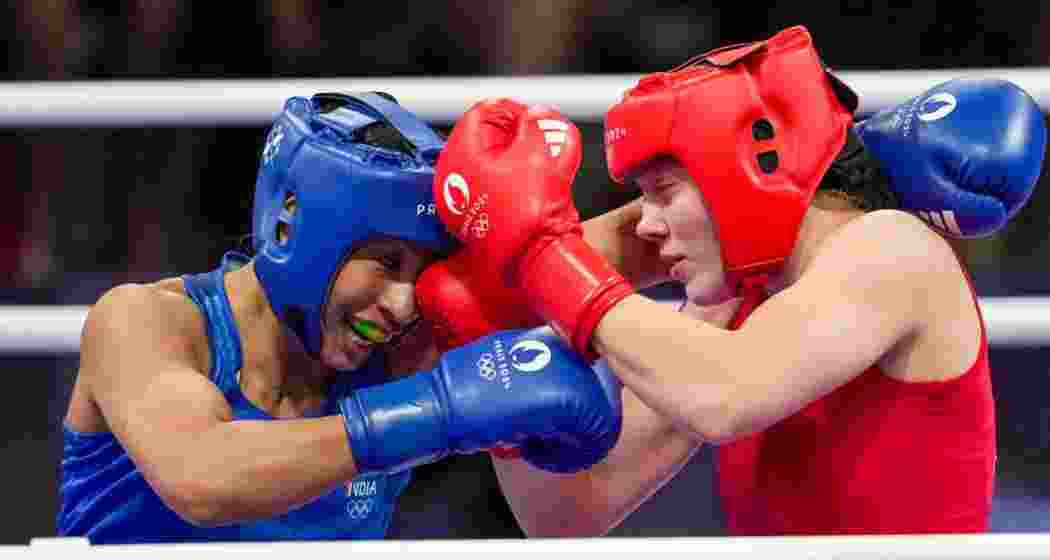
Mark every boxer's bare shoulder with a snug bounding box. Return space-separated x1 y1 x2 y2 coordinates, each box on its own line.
810 208 982 383
65 279 213 434
84 279 208 369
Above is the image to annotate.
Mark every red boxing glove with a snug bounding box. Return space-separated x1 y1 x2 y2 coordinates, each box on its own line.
416 247 542 353
434 99 632 360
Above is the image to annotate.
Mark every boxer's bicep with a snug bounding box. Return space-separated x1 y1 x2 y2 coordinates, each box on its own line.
81 285 233 515
733 211 935 431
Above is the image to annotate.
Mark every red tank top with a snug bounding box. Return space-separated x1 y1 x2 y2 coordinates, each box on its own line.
717 281 996 535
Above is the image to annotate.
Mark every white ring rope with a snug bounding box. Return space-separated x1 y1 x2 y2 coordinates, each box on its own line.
2 67 1049 126
1 297 1048 354
0 305 89 354
19 533 1050 558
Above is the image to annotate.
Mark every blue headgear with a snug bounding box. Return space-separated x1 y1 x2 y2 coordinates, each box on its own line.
252 92 458 357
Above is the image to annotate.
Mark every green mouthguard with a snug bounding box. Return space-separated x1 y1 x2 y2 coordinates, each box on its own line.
351 319 387 343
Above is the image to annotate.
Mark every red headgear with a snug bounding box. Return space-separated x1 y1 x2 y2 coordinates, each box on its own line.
605 26 857 307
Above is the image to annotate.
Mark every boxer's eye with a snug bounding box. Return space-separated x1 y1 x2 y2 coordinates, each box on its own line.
377 254 401 271
643 182 674 204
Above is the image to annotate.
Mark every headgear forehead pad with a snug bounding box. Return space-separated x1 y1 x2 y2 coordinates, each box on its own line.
252 92 457 357
604 26 857 292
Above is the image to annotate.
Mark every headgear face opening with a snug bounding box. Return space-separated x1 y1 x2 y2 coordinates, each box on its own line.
252 92 458 358
604 26 857 295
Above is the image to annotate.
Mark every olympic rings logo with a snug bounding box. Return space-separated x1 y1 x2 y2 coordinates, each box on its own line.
472 213 490 238
477 353 497 380
347 498 375 520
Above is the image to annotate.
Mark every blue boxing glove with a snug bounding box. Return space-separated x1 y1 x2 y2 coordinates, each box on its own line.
855 78 1047 238
339 327 622 474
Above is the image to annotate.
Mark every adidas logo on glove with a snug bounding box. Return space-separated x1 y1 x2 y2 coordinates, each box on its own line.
916 209 962 237
538 119 569 157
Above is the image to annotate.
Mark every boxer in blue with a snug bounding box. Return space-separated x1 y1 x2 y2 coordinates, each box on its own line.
57 92 622 543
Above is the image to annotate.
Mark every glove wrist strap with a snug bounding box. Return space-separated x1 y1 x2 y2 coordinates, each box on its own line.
517 234 633 362
339 372 451 474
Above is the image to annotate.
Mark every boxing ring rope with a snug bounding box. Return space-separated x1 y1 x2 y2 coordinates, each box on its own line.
3 66 1050 126
1 297 1050 354
5 69 1050 552
18 533 1050 557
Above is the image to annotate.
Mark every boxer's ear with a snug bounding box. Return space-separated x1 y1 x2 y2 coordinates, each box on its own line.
278 195 296 244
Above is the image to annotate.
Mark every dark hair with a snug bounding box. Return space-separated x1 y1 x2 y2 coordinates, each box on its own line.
816 128 899 211
317 91 449 154
315 91 418 154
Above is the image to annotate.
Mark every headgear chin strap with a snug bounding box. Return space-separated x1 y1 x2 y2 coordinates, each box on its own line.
605 26 857 318
252 92 458 358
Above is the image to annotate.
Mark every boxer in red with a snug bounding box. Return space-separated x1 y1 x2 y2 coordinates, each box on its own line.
417 26 1046 535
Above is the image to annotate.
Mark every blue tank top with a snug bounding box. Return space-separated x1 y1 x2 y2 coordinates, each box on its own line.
57 252 412 543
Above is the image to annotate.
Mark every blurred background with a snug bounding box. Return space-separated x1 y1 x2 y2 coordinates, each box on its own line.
2 0 1050 543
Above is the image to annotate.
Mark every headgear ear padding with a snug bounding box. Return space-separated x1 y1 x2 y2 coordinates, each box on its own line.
605 26 856 292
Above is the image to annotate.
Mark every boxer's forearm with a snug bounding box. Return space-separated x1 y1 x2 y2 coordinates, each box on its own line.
593 294 747 443
152 416 356 527
493 387 700 537
582 198 668 290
